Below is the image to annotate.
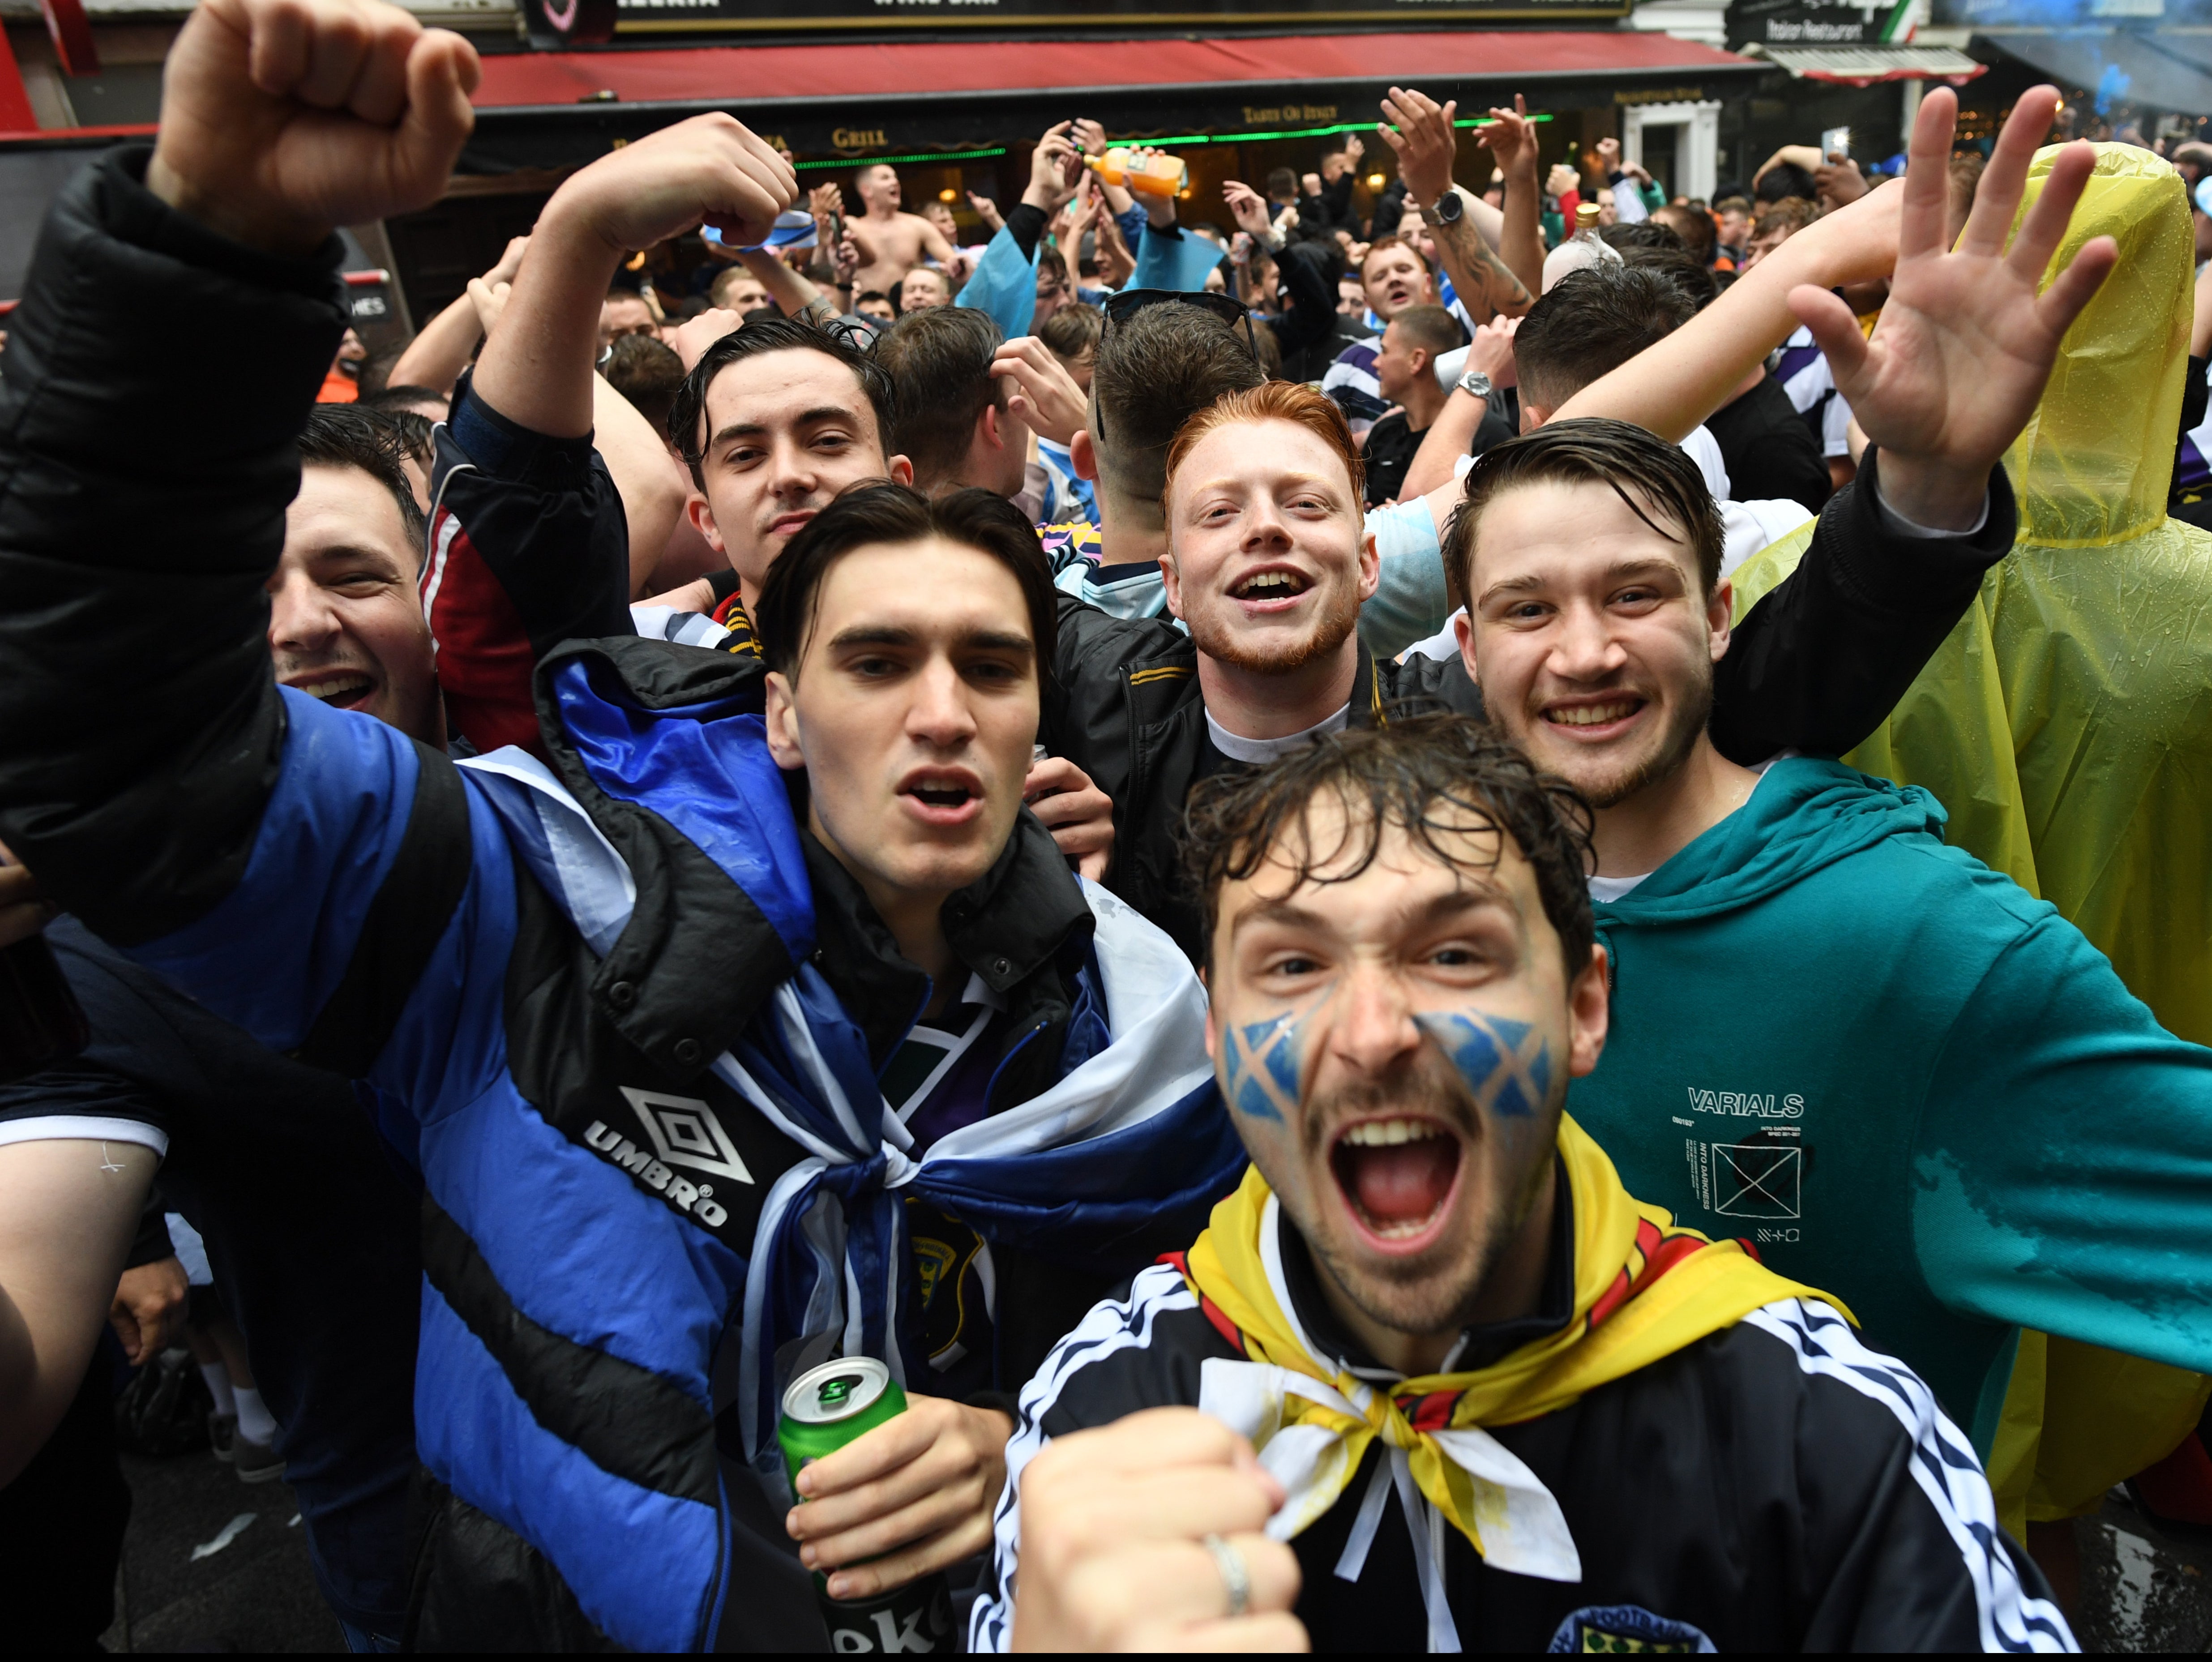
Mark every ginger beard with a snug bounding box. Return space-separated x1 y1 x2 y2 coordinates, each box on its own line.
1208 812 1575 1341
1184 569 1362 677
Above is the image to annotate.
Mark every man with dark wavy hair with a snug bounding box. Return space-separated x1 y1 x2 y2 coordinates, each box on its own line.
972 715 2070 1653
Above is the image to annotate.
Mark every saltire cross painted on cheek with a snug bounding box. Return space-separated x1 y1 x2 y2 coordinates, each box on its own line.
1223 994 1552 1122
1411 1010 1551 1118
1223 991 1334 1123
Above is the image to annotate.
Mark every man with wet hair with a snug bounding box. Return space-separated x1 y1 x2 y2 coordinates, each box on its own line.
971 715 2069 1653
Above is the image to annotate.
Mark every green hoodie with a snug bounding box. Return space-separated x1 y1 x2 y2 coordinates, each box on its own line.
1570 756 2212 1453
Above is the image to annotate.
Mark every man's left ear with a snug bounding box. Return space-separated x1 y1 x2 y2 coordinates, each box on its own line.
1070 428 1099 482
1357 527 1381 600
1707 575 1734 663
888 453 915 487
1566 942 1611 1079
762 671 807 773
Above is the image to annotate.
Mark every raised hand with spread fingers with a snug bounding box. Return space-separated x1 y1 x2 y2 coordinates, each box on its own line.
1789 84 2114 528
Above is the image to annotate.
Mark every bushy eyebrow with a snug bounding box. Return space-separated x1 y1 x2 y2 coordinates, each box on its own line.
1477 556 1684 608
709 405 863 448
1230 881 1515 944
824 625 1033 657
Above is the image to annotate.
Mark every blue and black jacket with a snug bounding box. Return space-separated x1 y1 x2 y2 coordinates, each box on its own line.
0 149 1239 1651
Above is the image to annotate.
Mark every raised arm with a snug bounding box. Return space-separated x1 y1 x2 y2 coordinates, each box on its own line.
389 234 524 394
1707 84 2115 759
0 0 522 1155
0 0 475 930
1072 120 1136 219
734 242 837 325
1475 97 1545 305
1378 86 1531 325
1552 187 1904 442
425 118 792 753
471 120 791 441
1400 317 1517 501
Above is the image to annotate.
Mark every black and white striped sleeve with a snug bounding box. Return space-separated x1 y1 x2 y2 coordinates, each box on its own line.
1743 1298 2077 1653
968 1264 1232 1653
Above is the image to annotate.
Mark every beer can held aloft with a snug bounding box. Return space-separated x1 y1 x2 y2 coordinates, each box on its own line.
1087 146 1187 198
780 1358 958 1654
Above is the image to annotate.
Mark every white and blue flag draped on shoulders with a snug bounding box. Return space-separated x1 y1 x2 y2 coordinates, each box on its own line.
458 725 1241 1488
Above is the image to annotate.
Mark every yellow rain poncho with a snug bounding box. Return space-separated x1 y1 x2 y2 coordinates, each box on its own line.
1730 145 2212 1537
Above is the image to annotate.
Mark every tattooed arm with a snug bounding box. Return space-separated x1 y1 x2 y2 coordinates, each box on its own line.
1377 85 1532 325
1432 196 1532 325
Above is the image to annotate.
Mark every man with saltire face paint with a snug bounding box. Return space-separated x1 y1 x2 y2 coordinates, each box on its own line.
965 713 2074 1653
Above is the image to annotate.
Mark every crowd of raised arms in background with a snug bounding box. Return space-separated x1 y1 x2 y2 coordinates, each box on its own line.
3 0 2212 1652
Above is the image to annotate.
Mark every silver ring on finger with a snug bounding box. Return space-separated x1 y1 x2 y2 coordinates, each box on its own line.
1200 1531 1250 1619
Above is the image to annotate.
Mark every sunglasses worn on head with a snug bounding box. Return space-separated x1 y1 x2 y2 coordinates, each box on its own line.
1093 288 1263 448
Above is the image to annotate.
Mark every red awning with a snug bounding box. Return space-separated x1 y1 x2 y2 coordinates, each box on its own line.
471 29 1757 109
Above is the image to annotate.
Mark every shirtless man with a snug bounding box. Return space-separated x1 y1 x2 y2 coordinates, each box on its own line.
847 162 956 297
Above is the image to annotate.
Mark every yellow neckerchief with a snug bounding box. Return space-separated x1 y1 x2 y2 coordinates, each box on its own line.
1180 1115 1846 1585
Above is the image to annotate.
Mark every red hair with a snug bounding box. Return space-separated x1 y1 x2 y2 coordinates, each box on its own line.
1161 381 1365 515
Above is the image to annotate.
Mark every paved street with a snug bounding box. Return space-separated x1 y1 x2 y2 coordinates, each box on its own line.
98 1446 342 1653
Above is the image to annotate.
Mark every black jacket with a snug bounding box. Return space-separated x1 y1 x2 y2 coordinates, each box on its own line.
1043 621 1481 960
1704 371 1834 514
1042 460 2018 964
1271 239 1368 384
970 1191 2070 1652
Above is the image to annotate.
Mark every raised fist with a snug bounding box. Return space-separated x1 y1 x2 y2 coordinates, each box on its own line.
149 0 478 254
543 112 796 258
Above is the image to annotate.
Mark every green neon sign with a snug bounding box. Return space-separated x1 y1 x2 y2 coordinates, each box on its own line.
791 111 1550 170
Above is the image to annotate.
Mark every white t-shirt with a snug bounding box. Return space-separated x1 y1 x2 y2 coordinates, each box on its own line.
1584 755 1794 901
1205 702 1351 764
1587 871 1652 903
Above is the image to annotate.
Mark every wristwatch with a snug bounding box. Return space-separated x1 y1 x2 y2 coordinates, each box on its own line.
1457 369 1493 400
1418 191 1466 229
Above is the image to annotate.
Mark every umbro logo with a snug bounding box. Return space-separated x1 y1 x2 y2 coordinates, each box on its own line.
620 1087 756 1185
581 1089 755 1230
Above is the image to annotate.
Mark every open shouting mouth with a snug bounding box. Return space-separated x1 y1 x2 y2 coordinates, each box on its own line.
897 766 984 828
1329 1115 1465 1253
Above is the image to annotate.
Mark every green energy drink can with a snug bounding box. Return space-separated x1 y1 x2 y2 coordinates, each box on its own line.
779 1358 958 1654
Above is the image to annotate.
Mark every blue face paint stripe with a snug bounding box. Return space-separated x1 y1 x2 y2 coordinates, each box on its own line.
1222 991 1336 1124
1413 1010 1553 1120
